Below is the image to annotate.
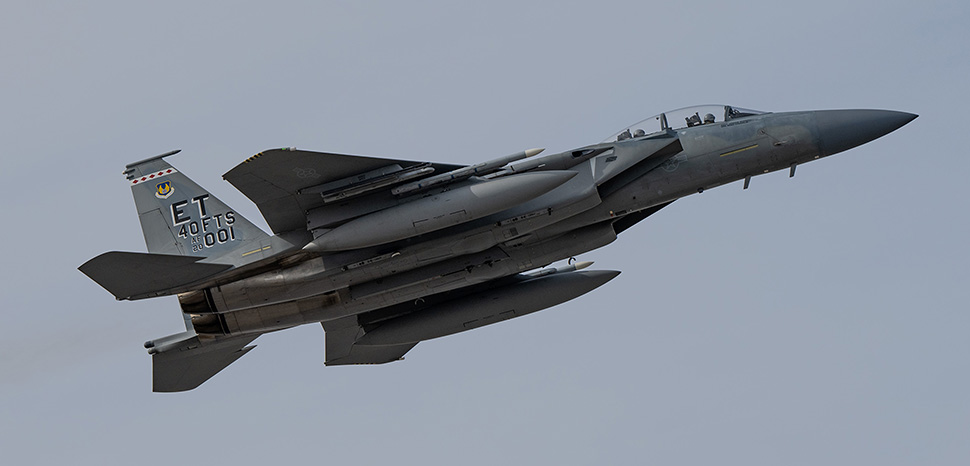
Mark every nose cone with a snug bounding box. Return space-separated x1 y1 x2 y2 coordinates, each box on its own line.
816 109 917 156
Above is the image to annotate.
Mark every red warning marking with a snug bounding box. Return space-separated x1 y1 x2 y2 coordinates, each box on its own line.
129 168 180 186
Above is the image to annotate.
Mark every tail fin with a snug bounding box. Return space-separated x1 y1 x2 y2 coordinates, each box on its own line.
125 150 269 257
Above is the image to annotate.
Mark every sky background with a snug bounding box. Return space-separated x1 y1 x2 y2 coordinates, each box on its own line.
2 1 968 464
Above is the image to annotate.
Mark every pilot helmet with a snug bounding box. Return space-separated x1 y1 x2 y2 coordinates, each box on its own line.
703 113 715 124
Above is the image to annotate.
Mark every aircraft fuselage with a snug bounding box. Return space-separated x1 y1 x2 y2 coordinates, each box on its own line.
185 109 911 337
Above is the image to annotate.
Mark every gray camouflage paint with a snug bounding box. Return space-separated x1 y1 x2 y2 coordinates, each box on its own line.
79 105 916 391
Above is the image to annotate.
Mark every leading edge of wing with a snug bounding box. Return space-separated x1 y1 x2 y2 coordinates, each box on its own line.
222 148 463 235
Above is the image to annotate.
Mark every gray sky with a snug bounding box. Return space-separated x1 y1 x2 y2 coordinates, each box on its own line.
2 1 968 464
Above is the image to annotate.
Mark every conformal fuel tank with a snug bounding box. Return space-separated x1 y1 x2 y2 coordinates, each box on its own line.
304 170 576 251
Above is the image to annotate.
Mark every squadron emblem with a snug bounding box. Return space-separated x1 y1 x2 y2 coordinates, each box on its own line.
155 180 174 199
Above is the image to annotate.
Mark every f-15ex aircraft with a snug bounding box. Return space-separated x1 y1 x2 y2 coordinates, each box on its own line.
80 105 915 391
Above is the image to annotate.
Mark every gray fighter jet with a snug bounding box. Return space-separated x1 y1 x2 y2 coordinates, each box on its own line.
79 105 916 391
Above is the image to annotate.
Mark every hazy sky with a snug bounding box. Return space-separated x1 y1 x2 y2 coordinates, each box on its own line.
2 1 968 464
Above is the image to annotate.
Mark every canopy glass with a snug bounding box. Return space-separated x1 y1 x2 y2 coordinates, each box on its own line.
604 105 768 142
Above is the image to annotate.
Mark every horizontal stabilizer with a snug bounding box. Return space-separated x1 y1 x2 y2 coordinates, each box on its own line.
152 334 259 392
79 251 232 300
321 319 417 365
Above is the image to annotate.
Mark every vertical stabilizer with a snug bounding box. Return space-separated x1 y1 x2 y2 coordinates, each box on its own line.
124 150 269 257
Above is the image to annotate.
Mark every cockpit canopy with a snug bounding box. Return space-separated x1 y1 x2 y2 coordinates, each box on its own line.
604 105 768 142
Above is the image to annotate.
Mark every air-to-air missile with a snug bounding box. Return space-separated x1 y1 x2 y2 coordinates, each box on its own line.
79 104 917 391
391 148 545 195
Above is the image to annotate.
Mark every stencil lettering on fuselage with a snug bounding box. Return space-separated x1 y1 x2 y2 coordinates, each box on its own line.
170 194 238 253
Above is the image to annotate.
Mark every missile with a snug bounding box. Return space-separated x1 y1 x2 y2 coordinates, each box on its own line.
525 261 593 278
485 147 612 178
392 148 544 195
355 269 621 346
304 170 576 251
311 164 435 203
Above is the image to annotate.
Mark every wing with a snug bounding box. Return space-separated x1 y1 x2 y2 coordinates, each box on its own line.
151 333 259 392
610 200 675 235
223 148 463 235
319 267 621 365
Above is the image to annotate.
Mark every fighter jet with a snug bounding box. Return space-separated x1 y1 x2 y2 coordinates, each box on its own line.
79 105 916 392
